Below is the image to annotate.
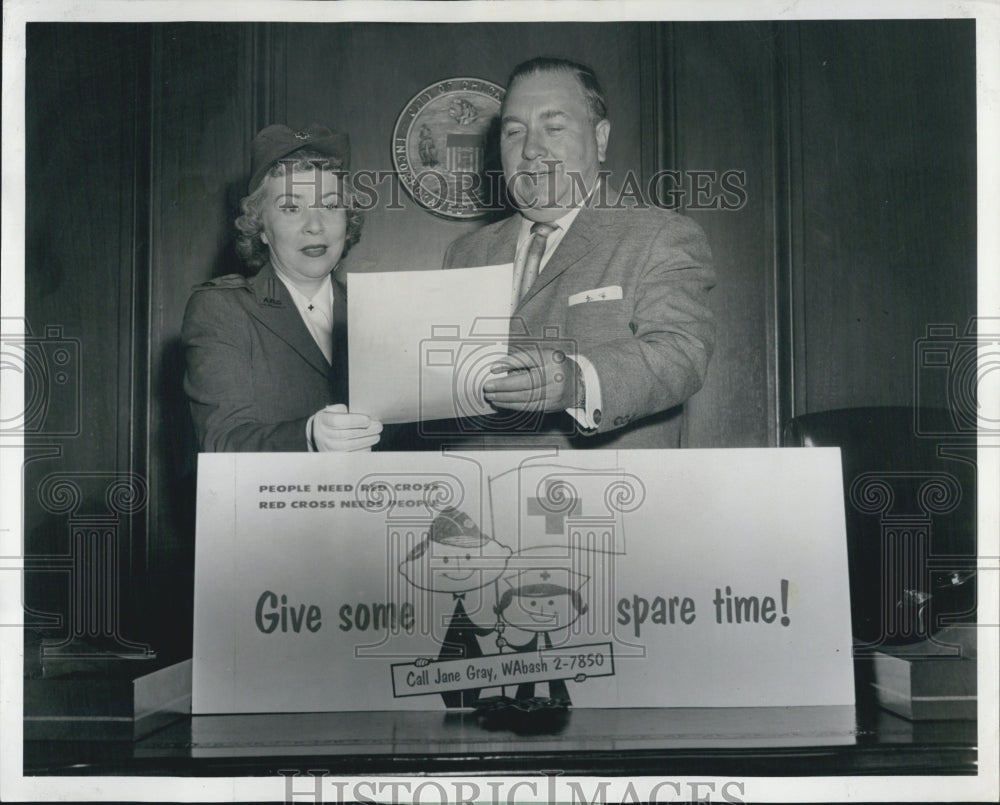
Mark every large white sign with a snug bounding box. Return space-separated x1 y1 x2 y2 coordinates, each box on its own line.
192 449 854 714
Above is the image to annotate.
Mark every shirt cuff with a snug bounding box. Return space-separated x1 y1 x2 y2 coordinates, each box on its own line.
566 354 602 432
307 414 317 451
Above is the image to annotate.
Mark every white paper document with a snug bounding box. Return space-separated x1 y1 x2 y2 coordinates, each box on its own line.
348 264 514 424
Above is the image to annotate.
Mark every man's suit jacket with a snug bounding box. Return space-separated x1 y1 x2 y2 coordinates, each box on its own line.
443 203 715 448
182 263 347 452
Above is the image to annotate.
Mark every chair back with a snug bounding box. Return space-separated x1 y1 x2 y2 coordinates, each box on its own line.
783 406 976 646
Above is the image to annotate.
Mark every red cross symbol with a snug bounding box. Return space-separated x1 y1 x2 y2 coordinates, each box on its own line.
526 493 580 534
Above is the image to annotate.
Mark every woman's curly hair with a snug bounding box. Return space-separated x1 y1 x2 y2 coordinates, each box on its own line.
235 150 364 270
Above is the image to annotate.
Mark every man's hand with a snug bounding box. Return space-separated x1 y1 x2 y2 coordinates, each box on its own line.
482 347 581 413
312 404 382 451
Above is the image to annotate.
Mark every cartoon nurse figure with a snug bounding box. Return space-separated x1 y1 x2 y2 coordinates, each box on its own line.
493 566 589 703
399 506 512 707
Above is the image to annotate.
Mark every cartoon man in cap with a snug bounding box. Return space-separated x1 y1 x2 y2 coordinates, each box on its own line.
494 564 589 703
400 506 512 707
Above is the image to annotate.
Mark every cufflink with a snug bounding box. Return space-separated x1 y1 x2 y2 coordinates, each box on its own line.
593 409 602 426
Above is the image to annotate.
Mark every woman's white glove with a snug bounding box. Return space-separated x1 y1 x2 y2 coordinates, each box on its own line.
311 403 382 452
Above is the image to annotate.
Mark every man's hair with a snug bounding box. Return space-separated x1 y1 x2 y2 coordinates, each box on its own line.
234 149 363 270
505 57 608 123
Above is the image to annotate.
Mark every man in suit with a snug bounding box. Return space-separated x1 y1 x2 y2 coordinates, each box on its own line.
443 58 715 449
183 123 382 452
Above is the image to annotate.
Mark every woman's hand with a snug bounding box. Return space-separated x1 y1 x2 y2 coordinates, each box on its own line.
312 403 382 451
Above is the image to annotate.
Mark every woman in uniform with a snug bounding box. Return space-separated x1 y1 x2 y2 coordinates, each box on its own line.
182 123 382 452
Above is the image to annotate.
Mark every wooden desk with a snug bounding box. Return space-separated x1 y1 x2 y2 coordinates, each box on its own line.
24 699 976 777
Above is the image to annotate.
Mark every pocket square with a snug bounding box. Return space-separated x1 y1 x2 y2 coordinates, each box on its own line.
568 285 623 306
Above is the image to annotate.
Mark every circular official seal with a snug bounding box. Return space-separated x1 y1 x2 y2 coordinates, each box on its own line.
392 77 505 219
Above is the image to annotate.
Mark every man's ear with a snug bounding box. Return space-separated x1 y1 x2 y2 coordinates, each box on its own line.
595 119 610 163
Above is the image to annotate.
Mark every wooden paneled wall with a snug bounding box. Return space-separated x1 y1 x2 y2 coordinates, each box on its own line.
22 21 977 656
281 22 648 273
789 21 976 417
23 24 151 647
145 24 255 656
662 22 781 446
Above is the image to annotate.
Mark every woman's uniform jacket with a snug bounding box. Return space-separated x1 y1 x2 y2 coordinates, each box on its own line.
182 263 347 452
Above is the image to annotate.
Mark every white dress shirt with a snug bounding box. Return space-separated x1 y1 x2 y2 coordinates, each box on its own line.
272 268 335 448
272 268 335 365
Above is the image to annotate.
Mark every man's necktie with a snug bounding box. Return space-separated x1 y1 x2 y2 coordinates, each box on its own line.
517 222 558 303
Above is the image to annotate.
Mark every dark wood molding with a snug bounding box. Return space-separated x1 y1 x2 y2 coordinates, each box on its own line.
126 24 153 579
638 22 672 182
770 22 802 442
640 22 695 445
784 24 807 424
251 23 288 130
